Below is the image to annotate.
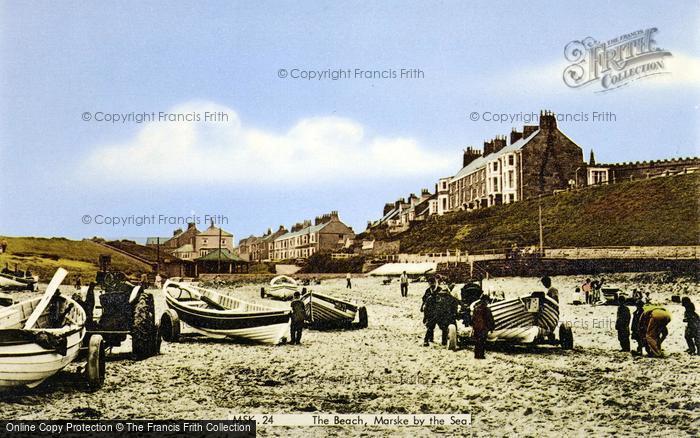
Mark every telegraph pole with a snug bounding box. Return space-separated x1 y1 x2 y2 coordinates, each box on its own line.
538 201 544 255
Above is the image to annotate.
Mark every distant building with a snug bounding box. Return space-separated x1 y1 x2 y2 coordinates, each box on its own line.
146 221 235 262
271 211 354 260
369 109 699 231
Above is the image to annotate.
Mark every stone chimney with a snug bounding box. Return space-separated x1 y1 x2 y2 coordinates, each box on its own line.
463 146 481 167
173 228 183 237
589 150 596 165
510 128 523 145
523 125 538 138
483 140 495 156
539 110 557 130
330 210 339 220
493 136 507 153
187 222 197 230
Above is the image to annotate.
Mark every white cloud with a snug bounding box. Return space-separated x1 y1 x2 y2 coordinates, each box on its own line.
82 101 451 186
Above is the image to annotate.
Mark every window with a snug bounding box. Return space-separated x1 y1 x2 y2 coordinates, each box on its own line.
508 170 514 188
493 162 498 171
508 155 514 166
509 194 515 203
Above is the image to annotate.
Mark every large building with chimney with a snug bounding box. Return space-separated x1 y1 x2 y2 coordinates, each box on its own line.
448 110 584 210
369 110 699 232
271 211 355 260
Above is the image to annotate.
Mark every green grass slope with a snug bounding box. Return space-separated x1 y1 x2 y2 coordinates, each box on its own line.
0 237 152 283
391 173 700 253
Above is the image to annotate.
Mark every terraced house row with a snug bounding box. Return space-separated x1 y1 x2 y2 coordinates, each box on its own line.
239 211 355 262
370 110 699 233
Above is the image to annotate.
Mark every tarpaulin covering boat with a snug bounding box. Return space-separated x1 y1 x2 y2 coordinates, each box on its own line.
368 263 436 276
163 280 291 344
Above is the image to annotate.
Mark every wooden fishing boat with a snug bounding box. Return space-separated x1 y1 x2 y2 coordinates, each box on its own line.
0 269 38 291
161 280 291 344
260 275 300 300
300 291 367 328
0 295 86 388
0 269 105 390
0 293 13 307
448 291 573 350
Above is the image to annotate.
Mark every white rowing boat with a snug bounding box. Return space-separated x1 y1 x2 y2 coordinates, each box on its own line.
0 294 86 389
162 280 291 344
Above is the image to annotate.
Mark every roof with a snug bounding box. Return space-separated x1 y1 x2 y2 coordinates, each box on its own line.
274 222 328 241
452 129 540 181
195 248 247 262
173 244 193 253
146 237 170 245
198 225 233 237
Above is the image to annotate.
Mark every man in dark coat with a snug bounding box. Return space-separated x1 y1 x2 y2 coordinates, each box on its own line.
290 291 306 345
615 298 631 352
421 278 440 346
630 300 645 354
471 294 495 359
460 281 482 326
433 287 460 345
681 297 699 355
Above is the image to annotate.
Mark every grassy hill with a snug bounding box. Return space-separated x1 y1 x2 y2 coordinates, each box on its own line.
0 237 153 283
369 173 700 253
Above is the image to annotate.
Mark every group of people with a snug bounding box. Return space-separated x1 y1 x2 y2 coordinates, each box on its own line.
614 296 699 357
420 277 495 359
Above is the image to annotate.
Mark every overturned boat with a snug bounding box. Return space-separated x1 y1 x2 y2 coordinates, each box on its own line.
448 291 572 350
0 268 104 390
260 275 300 300
300 291 367 328
161 280 291 344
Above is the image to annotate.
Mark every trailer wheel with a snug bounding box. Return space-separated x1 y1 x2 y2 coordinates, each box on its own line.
86 335 106 391
559 324 574 350
159 309 181 342
260 287 266 298
447 324 458 351
357 306 368 328
132 291 156 359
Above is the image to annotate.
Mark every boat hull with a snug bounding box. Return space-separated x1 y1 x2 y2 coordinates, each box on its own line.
164 282 291 344
462 293 560 343
0 294 86 389
302 292 357 325
0 329 84 388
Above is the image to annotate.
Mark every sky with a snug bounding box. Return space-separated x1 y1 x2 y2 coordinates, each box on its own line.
1 1 698 243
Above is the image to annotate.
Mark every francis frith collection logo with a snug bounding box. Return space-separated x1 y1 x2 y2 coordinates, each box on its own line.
563 27 672 92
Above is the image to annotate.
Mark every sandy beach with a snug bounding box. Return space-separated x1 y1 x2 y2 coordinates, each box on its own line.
0 274 698 437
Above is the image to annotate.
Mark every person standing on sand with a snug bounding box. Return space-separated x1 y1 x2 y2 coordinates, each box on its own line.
681 297 700 355
289 291 306 345
74 276 81 291
433 287 460 345
346 273 352 289
582 279 592 304
638 307 671 358
631 300 645 354
421 278 440 346
541 276 559 302
472 294 495 359
400 271 409 297
615 298 631 352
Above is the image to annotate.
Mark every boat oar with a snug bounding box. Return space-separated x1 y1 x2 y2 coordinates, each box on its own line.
24 268 68 329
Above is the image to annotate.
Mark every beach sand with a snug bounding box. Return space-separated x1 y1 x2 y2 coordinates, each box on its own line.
1 274 698 436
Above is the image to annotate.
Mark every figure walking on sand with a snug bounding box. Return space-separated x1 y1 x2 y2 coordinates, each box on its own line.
421 278 440 346
615 298 631 352
472 294 495 359
289 290 306 345
346 273 352 289
638 306 671 358
681 297 700 355
400 271 409 297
